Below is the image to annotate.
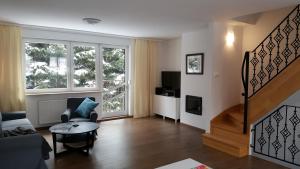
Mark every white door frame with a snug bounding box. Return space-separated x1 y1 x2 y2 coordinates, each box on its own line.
100 44 129 118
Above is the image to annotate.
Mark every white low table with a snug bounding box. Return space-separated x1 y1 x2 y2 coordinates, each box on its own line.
156 158 211 169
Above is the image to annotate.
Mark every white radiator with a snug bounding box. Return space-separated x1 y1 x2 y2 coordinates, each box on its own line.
38 99 67 125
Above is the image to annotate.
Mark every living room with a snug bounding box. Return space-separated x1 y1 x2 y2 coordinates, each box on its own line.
0 0 300 169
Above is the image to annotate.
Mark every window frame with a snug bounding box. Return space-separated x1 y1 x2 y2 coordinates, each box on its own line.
23 38 71 93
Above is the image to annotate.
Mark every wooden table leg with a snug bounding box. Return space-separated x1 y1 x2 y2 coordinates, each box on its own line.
52 133 57 158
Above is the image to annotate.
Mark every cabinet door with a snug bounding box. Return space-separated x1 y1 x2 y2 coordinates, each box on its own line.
153 95 164 115
164 97 176 119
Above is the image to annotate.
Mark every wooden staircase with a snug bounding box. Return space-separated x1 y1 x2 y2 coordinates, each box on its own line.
203 4 300 157
203 56 300 157
203 104 249 157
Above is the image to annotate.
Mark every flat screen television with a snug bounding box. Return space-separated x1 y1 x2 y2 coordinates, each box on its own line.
161 71 181 89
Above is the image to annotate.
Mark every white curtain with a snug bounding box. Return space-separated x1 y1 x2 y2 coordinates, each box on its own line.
0 24 26 112
133 39 158 118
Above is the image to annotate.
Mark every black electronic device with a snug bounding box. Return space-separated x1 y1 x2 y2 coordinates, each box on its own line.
155 71 181 98
161 71 181 89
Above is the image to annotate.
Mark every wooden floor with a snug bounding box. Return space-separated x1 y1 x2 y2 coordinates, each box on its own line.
41 117 287 169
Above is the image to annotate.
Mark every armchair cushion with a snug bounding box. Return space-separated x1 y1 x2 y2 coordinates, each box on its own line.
75 97 99 118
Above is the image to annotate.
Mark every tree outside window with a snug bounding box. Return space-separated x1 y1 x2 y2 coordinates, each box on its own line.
73 46 96 88
25 42 67 89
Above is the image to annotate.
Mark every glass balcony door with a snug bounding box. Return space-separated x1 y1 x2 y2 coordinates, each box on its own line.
100 45 128 118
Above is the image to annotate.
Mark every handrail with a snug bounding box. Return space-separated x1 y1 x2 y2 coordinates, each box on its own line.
241 53 246 87
241 52 250 134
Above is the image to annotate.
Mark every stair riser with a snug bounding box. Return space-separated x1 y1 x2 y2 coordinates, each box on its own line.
211 127 249 145
203 136 248 157
211 122 242 134
226 115 243 127
227 113 243 123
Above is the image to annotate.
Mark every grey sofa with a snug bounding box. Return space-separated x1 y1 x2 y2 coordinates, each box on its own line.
0 112 49 169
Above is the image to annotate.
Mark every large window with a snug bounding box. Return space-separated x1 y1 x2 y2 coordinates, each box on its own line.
24 40 128 95
72 45 96 88
25 42 68 89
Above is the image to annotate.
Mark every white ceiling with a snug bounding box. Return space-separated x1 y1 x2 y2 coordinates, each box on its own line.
0 0 298 38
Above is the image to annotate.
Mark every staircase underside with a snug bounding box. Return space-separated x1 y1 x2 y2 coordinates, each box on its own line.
248 58 300 124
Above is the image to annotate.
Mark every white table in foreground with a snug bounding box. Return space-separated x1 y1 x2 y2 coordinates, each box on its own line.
156 158 212 169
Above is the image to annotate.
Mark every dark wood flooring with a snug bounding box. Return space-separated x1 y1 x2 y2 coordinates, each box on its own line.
41 117 287 169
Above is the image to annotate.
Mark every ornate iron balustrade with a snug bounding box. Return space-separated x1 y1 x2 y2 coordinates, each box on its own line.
241 4 300 134
247 5 300 97
252 105 300 167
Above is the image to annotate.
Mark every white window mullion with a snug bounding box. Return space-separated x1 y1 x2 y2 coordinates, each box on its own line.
99 44 104 116
69 42 75 91
67 42 72 91
95 44 101 91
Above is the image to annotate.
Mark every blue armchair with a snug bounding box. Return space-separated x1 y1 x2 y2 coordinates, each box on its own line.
61 97 98 123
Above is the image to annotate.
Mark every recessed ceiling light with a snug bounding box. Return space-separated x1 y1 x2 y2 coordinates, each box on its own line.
83 18 102 24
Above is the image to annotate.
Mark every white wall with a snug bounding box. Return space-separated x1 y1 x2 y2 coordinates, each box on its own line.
210 22 244 119
154 38 182 87
160 38 181 71
180 28 214 130
22 26 133 127
179 22 243 131
242 6 293 52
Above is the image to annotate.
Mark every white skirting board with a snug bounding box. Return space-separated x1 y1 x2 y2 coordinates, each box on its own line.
38 99 67 125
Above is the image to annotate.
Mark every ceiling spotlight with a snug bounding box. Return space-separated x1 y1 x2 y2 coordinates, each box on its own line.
83 18 102 24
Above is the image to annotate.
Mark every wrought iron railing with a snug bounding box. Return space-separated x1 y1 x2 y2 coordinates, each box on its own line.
251 105 300 167
241 4 300 134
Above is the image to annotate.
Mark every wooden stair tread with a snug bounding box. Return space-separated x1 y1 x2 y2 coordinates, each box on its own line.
202 134 247 147
211 126 249 145
202 133 248 157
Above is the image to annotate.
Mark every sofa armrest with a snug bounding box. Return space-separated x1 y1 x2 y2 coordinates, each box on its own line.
2 111 26 121
0 134 42 150
90 110 98 122
0 134 46 169
61 109 71 123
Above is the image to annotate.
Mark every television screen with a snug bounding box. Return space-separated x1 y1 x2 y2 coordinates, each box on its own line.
162 71 181 89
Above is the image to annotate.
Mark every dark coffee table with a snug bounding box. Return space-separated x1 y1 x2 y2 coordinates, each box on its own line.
49 122 99 157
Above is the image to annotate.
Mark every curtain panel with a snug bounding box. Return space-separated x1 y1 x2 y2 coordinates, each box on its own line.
0 25 25 112
133 39 158 118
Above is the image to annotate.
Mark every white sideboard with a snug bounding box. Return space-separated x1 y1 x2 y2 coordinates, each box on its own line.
153 95 180 123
